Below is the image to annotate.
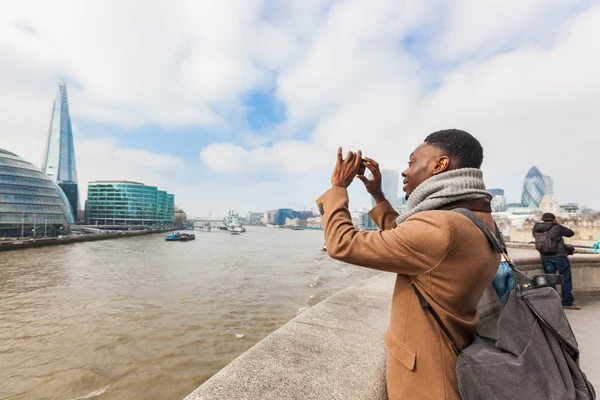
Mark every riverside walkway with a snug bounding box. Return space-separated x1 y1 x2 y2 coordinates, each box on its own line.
184 255 600 400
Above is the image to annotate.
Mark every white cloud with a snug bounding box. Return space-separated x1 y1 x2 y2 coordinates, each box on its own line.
75 137 183 201
113 148 185 170
199 141 331 174
434 0 591 59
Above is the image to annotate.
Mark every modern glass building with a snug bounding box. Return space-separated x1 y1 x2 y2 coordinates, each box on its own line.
543 175 554 195
41 80 79 221
0 149 74 237
521 166 546 208
86 181 175 226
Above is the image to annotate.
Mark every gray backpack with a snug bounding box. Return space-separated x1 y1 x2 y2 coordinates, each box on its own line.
533 228 559 255
412 208 596 400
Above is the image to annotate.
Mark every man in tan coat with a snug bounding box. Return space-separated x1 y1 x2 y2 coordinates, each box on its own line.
316 129 500 400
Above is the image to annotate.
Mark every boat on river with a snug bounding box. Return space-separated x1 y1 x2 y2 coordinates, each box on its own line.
224 210 246 233
165 232 196 241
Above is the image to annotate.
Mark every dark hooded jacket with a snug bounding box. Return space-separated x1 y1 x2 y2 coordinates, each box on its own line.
532 222 575 258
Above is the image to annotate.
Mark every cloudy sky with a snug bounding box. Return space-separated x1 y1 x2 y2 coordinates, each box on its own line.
1 0 599 217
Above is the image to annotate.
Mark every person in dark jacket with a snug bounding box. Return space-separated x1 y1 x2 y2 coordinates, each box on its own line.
532 212 579 310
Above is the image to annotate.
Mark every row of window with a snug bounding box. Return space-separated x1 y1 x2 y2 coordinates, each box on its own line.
88 188 172 196
0 204 69 215
0 214 67 223
87 199 164 204
88 217 175 222
87 208 159 213
88 212 171 216
0 167 50 180
0 175 58 189
87 201 159 205
0 157 42 172
88 219 173 225
0 185 59 197
88 197 170 203
88 189 160 195
0 194 66 206
88 198 168 204
88 209 170 216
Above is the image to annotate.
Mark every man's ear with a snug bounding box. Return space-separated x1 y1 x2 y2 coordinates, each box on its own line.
432 156 449 175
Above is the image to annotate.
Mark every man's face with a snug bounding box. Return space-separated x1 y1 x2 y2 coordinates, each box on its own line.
401 143 448 199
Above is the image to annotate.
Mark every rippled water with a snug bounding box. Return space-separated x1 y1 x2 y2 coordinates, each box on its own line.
0 227 382 400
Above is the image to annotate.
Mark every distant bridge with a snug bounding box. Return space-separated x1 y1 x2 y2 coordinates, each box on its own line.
187 219 225 227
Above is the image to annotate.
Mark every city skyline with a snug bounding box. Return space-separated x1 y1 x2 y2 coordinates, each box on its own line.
2 2 599 216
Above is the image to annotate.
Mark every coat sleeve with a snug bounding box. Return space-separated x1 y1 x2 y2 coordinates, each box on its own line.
368 199 399 230
316 187 453 275
559 225 575 238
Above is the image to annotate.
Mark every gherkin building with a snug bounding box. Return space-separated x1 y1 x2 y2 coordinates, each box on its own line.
521 166 546 208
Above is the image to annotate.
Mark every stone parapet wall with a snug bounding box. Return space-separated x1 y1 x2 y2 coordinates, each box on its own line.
184 255 600 400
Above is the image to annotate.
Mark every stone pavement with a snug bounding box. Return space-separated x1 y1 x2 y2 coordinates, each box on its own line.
566 297 600 390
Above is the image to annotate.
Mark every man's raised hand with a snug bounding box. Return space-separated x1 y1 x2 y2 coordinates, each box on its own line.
357 157 386 204
331 148 363 189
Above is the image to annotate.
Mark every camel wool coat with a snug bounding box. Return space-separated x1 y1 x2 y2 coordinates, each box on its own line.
316 187 500 400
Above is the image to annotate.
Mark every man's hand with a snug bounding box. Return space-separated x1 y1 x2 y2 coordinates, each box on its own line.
357 157 386 205
331 147 362 189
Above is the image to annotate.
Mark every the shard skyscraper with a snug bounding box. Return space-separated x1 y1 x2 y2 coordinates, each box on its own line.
42 80 79 221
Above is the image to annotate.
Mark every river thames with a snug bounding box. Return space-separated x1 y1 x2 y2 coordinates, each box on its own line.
1 227 384 399
0 227 538 399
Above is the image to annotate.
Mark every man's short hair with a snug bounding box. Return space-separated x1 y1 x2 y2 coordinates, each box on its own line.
542 213 556 222
424 129 484 169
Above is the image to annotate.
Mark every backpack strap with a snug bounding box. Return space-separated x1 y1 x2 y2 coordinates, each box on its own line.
452 208 505 254
412 208 530 356
412 282 461 355
452 208 528 283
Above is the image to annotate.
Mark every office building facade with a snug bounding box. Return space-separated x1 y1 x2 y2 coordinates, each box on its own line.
543 175 554 195
86 181 175 226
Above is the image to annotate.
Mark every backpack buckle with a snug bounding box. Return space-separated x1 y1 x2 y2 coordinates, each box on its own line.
532 274 563 288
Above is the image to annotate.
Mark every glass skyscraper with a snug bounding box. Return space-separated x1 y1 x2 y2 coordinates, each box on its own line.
41 80 79 221
521 166 546 208
543 175 554 195
86 181 175 226
0 149 74 237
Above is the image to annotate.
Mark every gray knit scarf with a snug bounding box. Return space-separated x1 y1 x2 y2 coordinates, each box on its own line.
396 168 492 224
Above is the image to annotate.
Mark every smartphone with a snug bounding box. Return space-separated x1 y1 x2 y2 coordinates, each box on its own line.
357 158 366 175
